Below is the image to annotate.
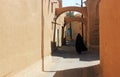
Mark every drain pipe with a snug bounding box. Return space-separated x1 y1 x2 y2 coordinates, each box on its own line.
81 0 84 40
41 0 44 71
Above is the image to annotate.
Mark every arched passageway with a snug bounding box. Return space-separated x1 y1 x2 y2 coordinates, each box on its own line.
53 6 88 48
46 0 100 77
61 16 88 52
63 16 87 42
64 17 87 25
55 6 87 19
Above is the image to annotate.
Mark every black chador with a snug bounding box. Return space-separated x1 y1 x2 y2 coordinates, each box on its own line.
75 33 87 54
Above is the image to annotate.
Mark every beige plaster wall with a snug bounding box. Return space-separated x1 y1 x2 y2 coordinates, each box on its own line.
0 0 64 76
0 0 41 76
56 12 65 47
72 21 82 40
43 0 56 56
72 21 87 44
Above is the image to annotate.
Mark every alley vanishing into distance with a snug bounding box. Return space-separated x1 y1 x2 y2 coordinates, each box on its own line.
41 41 100 77
1 0 120 77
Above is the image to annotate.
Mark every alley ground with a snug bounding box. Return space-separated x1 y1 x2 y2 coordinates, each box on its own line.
41 41 100 77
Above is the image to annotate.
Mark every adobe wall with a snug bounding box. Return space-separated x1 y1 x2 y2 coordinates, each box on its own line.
0 0 41 76
100 0 120 77
43 0 58 56
71 15 87 45
56 14 65 46
0 0 64 77
71 22 87 43
87 0 99 51
72 21 82 40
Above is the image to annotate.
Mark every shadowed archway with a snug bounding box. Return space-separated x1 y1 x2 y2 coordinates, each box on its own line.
53 6 88 44
53 5 88 48
61 16 87 47
55 6 87 20
64 17 87 25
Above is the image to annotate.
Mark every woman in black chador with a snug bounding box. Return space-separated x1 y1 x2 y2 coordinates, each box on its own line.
75 33 87 54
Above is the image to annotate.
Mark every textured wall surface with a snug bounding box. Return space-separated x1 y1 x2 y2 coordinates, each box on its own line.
0 0 41 76
0 0 64 77
87 0 99 50
100 0 120 77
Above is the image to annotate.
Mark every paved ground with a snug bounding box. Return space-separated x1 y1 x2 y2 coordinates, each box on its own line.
42 44 100 77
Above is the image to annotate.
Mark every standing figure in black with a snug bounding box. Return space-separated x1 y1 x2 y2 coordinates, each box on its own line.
75 33 87 54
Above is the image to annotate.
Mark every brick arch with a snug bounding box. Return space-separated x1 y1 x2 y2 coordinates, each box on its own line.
64 17 87 26
55 6 87 20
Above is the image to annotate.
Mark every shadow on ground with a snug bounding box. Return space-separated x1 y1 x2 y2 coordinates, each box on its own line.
50 41 101 77
53 64 101 77
52 45 100 61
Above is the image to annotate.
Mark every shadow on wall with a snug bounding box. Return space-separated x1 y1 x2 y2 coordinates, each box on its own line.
2 72 12 77
53 64 101 77
51 41 57 53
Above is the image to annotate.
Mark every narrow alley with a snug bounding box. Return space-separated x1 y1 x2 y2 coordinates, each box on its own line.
41 41 100 77
0 0 120 77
